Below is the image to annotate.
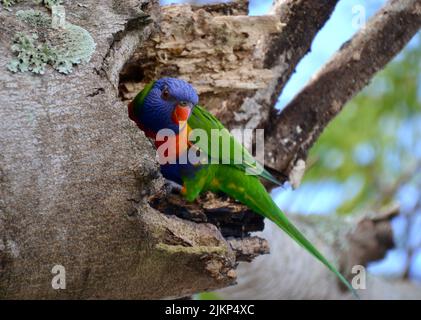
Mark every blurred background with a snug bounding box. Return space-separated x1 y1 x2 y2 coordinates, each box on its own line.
161 0 421 285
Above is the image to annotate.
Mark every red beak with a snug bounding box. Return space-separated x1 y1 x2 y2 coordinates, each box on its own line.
172 105 191 124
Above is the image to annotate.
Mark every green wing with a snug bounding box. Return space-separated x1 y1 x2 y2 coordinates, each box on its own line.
186 105 358 298
188 105 282 186
209 165 358 298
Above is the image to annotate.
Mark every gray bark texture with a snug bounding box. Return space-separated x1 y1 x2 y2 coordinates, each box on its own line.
1 0 420 299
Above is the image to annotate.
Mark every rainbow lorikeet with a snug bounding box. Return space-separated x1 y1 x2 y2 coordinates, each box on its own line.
128 77 357 297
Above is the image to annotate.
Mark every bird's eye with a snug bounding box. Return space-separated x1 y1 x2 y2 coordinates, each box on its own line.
161 87 170 100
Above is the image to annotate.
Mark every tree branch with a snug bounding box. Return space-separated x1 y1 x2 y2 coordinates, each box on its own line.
230 0 339 131
119 0 338 130
218 207 415 300
264 0 421 179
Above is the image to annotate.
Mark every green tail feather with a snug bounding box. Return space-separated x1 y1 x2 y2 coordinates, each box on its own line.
212 165 359 299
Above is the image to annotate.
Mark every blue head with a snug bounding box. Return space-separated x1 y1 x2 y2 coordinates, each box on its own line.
129 77 199 134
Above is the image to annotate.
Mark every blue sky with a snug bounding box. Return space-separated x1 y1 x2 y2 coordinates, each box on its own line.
263 0 384 108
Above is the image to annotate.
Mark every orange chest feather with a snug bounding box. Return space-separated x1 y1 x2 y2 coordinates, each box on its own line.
154 124 192 163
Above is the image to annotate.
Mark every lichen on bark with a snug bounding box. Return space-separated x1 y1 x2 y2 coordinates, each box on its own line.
1 0 61 9
7 8 95 74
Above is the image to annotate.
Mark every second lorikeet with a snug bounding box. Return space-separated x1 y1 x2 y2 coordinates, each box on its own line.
128 77 357 297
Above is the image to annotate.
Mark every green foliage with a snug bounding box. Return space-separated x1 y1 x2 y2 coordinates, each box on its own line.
196 292 222 300
305 35 421 214
7 9 96 75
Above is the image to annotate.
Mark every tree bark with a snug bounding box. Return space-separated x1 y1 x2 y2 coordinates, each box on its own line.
0 0 240 299
264 0 421 178
218 209 421 300
1 0 420 299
